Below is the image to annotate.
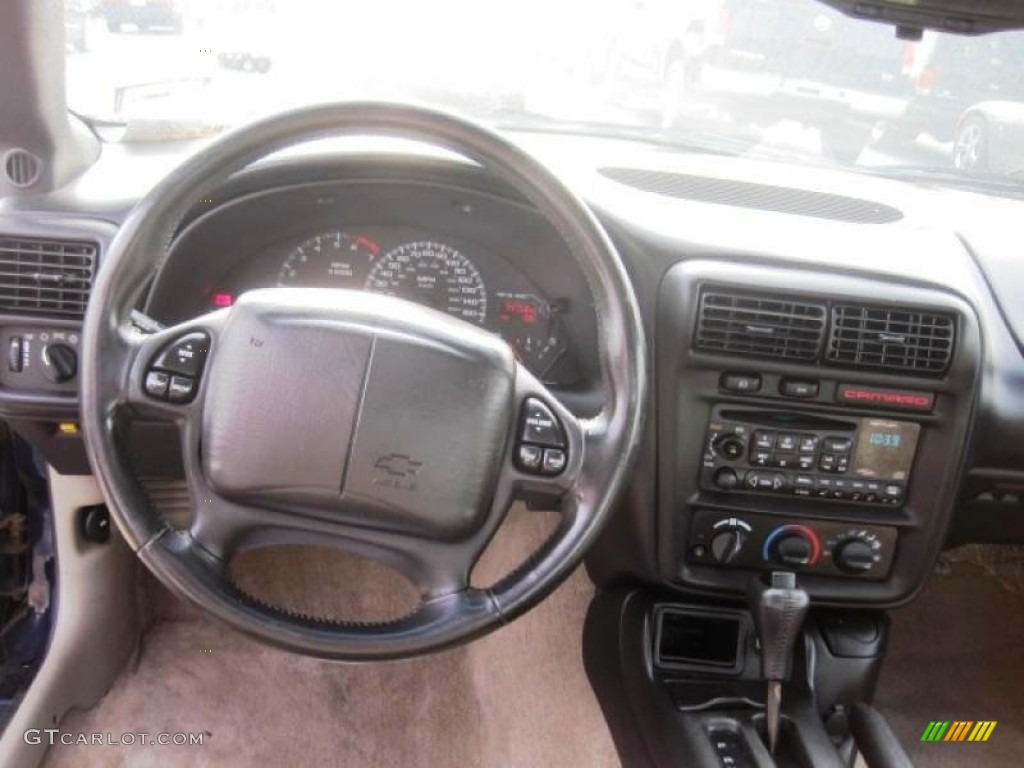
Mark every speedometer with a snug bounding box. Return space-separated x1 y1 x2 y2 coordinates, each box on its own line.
365 241 487 325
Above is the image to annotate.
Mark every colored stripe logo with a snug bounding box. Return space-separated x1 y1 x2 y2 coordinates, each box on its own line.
921 721 997 742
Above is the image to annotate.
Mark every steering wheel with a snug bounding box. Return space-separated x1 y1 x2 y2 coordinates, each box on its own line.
80 103 646 660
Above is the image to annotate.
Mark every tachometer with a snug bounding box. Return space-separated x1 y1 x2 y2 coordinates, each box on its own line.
277 231 380 287
364 241 487 325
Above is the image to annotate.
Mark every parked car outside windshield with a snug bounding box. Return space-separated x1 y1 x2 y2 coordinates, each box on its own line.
64 0 1024 185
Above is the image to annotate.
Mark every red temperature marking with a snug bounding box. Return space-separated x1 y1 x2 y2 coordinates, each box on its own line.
356 236 381 254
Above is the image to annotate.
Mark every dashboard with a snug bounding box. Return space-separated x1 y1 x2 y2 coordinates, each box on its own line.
0 133 1022 611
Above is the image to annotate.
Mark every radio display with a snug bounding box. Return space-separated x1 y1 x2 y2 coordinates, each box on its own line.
852 419 920 481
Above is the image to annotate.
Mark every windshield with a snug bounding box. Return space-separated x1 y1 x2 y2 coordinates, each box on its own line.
65 0 1024 185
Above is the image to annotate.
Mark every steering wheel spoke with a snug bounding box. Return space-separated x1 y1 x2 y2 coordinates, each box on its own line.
119 310 226 421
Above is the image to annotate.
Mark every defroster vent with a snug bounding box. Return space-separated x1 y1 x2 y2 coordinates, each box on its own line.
0 237 97 318
826 305 955 375
695 291 827 361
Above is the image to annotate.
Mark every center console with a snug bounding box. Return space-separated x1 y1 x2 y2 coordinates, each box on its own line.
654 260 981 605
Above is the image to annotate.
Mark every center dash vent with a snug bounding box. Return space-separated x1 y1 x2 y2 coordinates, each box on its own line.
826 305 955 375
695 291 827 361
0 237 97 319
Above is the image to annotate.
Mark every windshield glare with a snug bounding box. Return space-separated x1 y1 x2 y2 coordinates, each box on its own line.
65 0 1024 184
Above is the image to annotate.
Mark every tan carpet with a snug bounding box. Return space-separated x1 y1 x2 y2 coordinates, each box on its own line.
875 546 1024 767
44 509 620 768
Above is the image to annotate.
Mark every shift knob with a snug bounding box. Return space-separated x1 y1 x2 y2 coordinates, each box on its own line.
747 571 810 682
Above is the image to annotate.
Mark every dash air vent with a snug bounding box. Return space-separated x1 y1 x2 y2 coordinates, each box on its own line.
826 305 955 375
695 291 827 361
0 237 97 318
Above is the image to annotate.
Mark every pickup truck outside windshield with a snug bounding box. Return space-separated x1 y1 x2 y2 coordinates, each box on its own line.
65 0 1024 183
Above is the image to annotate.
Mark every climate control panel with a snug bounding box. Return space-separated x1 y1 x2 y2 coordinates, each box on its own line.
700 406 920 507
688 509 897 579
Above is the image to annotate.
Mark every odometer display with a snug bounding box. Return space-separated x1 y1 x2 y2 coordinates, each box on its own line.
364 241 487 325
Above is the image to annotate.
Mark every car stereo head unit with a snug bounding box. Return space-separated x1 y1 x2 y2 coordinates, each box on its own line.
699 407 920 506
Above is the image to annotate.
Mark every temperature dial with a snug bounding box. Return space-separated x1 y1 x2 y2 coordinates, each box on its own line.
763 525 821 569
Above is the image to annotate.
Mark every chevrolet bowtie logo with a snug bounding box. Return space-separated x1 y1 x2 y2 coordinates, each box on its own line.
373 453 424 479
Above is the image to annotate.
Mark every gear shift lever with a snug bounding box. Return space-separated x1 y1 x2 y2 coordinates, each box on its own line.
747 571 810 754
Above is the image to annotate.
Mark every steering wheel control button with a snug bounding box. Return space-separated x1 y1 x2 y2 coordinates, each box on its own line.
520 398 566 448
152 332 210 377
541 448 567 475
144 371 170 399
720 372 761 394
517 444 543 471
167 375 197 404
515 399 568 476
145 331 211 402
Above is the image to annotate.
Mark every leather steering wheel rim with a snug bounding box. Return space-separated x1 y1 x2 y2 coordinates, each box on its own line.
80 102 647 660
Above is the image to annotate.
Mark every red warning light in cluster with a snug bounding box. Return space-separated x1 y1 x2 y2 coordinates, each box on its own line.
212 292 235 308
499 298 538 325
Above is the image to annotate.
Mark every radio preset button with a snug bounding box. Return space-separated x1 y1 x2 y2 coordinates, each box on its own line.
773 453 798 469
798 436 819 453
823 437 853 454
776 433 798 452
750 449 771 466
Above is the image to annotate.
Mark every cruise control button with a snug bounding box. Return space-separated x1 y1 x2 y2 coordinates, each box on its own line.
152 332 210 377
517 444 543 471
144 370 170 399
542 448 567 475
167 375 196 403
520 398 566 448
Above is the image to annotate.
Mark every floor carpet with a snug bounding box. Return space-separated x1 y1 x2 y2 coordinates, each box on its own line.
44 508 621 768
874 545 1024 767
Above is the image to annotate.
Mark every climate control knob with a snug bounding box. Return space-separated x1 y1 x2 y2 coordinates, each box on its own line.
763 525 821 569
709 518 752 564
834 539 877 574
